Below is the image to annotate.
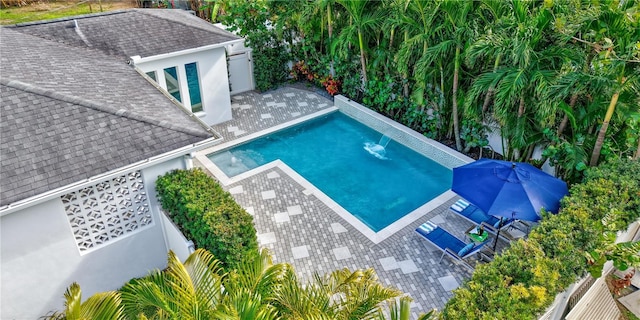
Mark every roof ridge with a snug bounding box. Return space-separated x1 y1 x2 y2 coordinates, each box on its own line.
8 10 129 27
1 79 212 138
133 8 238 38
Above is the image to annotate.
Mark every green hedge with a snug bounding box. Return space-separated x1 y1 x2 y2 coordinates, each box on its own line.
442 159 640 319
155 168 258 270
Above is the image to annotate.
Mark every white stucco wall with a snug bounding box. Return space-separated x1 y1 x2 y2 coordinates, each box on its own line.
0 158 187 319
141 156 195 262
161 212 194 262
135 46 233 126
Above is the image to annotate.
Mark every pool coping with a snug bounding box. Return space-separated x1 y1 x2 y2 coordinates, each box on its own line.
196 101 473 244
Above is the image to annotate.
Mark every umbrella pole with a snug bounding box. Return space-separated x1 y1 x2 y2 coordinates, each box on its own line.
492 217 503 252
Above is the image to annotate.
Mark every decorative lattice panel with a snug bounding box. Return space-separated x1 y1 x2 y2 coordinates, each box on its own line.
61 171 152 252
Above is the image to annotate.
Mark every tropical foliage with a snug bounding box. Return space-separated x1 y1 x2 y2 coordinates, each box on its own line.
43 283 124 320
444 158 640 319
215 0 639 183
47 248 436 320
155 168 259 270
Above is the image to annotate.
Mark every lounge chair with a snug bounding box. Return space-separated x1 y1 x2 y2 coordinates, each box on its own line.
449 199 531 242
415 221 489 269
448 199 515 233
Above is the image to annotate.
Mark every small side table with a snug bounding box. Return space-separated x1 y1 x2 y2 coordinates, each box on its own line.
466 226 489 243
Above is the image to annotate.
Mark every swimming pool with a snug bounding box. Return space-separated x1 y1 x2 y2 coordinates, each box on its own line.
208 112 452 232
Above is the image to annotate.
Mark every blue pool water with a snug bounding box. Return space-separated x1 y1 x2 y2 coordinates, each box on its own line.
208 112 452 232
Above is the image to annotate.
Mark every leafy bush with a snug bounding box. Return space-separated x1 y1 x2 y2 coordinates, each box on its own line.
443 240 562 320
220 0 290 92
253 46 290 92
155 169 258 270
443 158 640 319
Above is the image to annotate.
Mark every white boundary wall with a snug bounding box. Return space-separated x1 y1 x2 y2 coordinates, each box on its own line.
0 157 187 318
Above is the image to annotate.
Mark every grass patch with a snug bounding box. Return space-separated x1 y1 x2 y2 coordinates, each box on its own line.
0 1 136 25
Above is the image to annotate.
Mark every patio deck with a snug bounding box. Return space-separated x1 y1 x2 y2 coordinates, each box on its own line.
194 86 487 318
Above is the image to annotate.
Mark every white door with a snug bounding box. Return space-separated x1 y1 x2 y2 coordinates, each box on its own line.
228 51 254 94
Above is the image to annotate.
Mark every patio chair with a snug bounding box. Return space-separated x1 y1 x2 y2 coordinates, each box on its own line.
448 199 516 234
415 221 489 269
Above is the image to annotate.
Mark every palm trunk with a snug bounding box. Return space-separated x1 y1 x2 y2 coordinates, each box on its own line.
327 2 335 77
358 29 368 85
512 96 526 161
557 93 578 136
438 62 444 131
589 89 621 166
634 137 640 160
402 30 409 97
481 55 501 116
452 45 462 151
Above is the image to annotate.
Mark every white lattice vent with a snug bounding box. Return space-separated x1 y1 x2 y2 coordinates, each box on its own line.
61 171 153 253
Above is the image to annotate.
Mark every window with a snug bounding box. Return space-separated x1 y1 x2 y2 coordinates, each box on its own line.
61 171 153 253
163 66 181 102
146 71 157 82
185 62 203 113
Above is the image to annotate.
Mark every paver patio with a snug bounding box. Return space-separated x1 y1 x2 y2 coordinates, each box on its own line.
195 86 492 318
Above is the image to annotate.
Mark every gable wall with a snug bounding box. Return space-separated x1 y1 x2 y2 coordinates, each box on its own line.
0 157 187 318
135 46 233 126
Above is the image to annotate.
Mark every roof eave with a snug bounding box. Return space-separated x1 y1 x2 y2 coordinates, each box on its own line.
130 38 244 65
0 135 224 217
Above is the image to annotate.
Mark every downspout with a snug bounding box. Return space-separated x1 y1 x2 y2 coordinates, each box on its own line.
184 153 194 169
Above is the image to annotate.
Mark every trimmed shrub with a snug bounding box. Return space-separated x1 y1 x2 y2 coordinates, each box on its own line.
155 168 258 270
443 240 562 320
442 159 640 319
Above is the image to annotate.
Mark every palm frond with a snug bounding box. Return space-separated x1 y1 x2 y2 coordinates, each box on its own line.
120 275 174 320
45 283 124 320
79 291 124 320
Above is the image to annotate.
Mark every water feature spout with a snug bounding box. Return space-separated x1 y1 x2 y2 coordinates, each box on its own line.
378 135 391 148
364 135 392 160
364 142 388 160
230 156 239 167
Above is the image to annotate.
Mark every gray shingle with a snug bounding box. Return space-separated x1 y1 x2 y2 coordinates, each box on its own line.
9 9 240 58
1 15 222 206
0 28 211 135
0 83 210 206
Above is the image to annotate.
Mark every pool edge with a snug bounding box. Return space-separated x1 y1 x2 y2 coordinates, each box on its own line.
195 99 473 244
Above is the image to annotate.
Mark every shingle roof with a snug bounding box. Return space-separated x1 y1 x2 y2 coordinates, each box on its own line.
9 9 241 58
0 23 217 207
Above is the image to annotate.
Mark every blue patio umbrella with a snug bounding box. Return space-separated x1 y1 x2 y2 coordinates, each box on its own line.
452 159 569 250
452 158 568 223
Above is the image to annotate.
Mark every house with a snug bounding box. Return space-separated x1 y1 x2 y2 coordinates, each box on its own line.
0 9 248 318
7 8 252 125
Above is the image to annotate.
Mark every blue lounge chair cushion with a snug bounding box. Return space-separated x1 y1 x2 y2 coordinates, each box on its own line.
451 199 515 231
450 199 469 213
458 243 475 257
416 222 490 269
416 222 466 254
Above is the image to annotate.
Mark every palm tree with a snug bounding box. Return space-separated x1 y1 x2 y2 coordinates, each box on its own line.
120 249 225 319
50 248 431 319
551 0 639 166
272 267 406 319
312 0 338 76
465 0 514 121
583 3 639 165
416 0 479 151
43 283 124 320
465 1 567 161
380 296 435 320
334 0 384 85
213 248 288 319
393 0 440 104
